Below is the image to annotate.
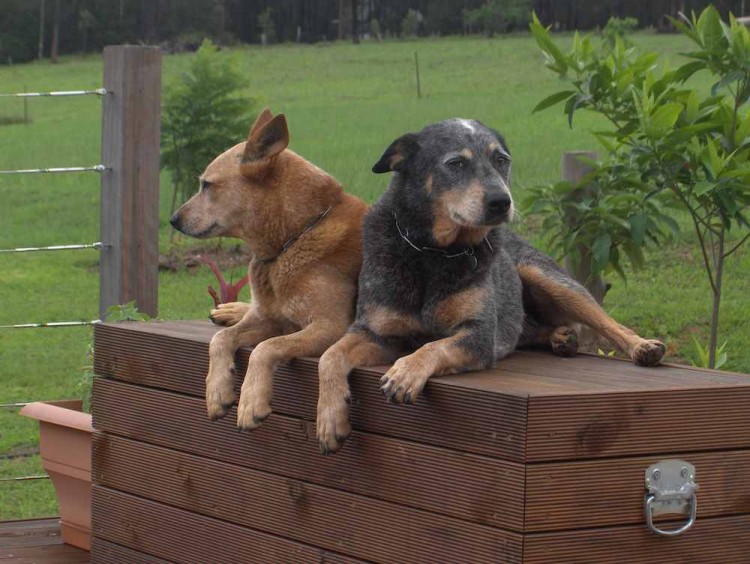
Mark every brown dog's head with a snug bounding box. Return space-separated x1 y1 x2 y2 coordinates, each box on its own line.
169 108 291 241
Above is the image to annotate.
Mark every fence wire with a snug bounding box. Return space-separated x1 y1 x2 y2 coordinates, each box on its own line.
0 88 107 98
0 242 104 254
0 320 101 329
0 164 106 175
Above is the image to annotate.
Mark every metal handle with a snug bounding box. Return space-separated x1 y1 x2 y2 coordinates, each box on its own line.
644 492 697 536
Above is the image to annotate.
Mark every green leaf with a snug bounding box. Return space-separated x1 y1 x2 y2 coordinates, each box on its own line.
673 61 704 82
592 233 612 272
647 102 683 136
697 6 724 51
628 213 648 246
532 90 576 113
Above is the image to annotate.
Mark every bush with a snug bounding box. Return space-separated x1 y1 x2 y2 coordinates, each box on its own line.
463 0 531 37
161 39 255 215
602 16 639 48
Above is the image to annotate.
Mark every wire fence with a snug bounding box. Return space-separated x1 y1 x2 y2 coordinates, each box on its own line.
0 165 106 175
0 88 107 98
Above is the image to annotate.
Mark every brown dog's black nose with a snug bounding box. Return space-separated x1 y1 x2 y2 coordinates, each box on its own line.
486 194 511 215
169 213 182 230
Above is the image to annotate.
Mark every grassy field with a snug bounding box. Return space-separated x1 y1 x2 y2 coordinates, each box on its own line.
1 32 748 519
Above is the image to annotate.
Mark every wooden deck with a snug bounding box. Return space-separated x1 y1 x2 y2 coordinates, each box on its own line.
0 518 89 563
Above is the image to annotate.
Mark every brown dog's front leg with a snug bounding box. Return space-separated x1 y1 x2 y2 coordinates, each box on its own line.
206 315 281 421
317 331 398 454
379 328 488 404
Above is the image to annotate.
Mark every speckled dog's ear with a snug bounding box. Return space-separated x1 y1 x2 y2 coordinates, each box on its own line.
372 133 419 174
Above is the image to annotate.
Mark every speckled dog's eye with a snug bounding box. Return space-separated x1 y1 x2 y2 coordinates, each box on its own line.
493 153 510 169
446 158 465 170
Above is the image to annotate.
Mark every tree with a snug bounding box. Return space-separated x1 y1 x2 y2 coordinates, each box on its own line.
529 7 750 367
161 40 256 221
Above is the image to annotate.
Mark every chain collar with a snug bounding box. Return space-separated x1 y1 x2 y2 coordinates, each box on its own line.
258 205 333 264
394 215 492 270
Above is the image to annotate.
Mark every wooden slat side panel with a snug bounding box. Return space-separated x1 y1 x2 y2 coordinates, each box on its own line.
92 486 363 564
91 538 174 564
527 390 750 462
92 434 523 563
91 378 525 529
526 450 750 531
523 514 750 563
93 323 528 461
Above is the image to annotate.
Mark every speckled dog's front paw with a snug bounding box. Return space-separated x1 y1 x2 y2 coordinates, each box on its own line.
551 326 578 357
379 357 430 404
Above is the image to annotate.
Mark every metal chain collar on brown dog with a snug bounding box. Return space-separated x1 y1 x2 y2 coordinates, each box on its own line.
394 215 492 270
259 205 333 264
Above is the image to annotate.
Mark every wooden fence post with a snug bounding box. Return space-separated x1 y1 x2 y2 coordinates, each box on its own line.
99 46 161 320
561 151 607 304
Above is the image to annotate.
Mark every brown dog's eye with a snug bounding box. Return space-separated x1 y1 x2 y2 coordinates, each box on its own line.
200 180 212 191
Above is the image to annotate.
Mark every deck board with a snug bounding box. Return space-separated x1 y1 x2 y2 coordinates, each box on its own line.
0 519 89 563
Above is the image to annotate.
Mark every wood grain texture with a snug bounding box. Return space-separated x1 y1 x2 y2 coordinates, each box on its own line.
92 434 523 563
523 514 750 563
91 538 172 564
92 486 362 564
526 389 750 461
99 46 161 318
92 378 526 530
525 449 750 531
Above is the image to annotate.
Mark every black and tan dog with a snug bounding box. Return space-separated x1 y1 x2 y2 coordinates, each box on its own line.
316 118 666 454
170 109 368 429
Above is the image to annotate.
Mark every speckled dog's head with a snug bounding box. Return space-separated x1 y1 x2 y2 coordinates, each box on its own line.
373 118 513 246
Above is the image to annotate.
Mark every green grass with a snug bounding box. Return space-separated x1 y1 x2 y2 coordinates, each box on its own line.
1 32 748 518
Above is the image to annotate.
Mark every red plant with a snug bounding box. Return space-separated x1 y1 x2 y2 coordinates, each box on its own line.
197 256 249 307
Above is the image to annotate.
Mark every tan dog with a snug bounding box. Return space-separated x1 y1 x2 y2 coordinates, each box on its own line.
170 109 368 429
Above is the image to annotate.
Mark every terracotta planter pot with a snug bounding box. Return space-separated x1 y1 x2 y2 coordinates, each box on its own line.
21 399 93 550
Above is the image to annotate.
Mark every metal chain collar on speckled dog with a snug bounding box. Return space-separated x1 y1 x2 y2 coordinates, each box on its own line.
394 214 492 270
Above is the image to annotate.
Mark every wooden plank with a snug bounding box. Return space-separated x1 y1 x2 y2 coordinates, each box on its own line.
0 518 60 548
0 518 89 563
99 46 161 318
93 486 362 564
92 378 525 530
92 435 523 563
91 538 173 564
523 514 750 563
93 322 529 461
527 389 750 461
525 449 750 531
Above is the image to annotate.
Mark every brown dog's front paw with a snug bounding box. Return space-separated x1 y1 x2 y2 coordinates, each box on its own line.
551 326 578 357
380 357 430 404
205 369 236 421
632 339 666 367
316 396 352 455
236 390 272 431
209 302 251 327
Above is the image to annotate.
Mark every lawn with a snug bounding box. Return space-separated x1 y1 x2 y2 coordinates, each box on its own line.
1 32 748 519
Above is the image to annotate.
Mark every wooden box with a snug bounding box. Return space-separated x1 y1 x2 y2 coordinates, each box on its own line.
91 321 750 563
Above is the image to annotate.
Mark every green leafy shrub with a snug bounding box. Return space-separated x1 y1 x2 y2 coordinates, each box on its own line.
463 0 531 37
528 7 750 367
602 16 639 48
161 39 255 215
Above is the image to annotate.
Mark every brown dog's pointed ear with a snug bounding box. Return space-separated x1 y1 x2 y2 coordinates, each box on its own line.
242 114 289 166
372 133 419 174
249 108 274 137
